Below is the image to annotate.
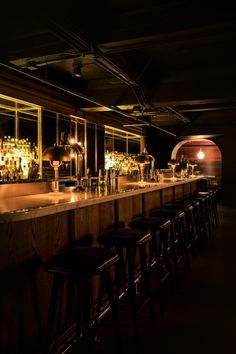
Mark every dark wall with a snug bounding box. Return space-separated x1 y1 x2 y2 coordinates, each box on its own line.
212 134 236 207
87 123 96 174
146 127 177 169
97 125 105 171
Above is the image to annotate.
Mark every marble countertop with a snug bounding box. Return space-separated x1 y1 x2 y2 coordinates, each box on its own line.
0 177 205 223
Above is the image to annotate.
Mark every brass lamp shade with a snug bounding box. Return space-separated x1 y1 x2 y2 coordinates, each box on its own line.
136 154 150 164
42 145 70 162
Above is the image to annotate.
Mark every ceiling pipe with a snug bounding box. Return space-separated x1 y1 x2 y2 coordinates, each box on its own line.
123 122 176 136
44 18 151 108
0 61 176 137
166 106 190 123
45 20 186 126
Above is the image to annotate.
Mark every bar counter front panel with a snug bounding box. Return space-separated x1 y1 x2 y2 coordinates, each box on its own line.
0 177 203 354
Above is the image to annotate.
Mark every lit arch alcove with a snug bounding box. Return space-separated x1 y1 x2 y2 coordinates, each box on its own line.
171 138 222 185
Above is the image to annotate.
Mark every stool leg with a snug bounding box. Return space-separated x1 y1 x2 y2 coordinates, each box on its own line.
103 269 123 353
184 210 196 260
139 242 152 300
211 192 219 227
45 273 64 349
169 222 180 282
199 201 210 241
126 247 138 319
65 274 74 326
103 270 119 321
206 198 213 235
188 210 197 258
175 218 188 273
182 216 191 269
94 269 119 326
151 231 164 314
76 275 95 351
161 228 174 292
195 205 204 246
114 247 126 301
29 273 43 347
94 273 106 327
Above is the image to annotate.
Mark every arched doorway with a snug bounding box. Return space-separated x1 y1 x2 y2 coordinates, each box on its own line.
171 139 222 184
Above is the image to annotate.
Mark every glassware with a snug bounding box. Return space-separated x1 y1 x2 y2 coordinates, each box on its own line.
168 159 179 181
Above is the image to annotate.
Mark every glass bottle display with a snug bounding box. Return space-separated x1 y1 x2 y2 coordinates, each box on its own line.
105 151 139 175
0 136 39 182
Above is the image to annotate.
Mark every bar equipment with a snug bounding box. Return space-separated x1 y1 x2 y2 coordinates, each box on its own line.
168 159 179 181
188 160 198 178
136 154 150 182
42 145 70 194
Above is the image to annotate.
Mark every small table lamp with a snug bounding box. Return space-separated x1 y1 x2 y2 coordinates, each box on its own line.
42 145 70 194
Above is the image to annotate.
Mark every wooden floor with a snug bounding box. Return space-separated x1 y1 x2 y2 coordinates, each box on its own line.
68 204 236 354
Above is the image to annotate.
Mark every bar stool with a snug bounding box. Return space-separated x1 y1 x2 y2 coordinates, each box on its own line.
97 228 153 318
192 192 213 237
128 216 175 295
206 187 220 226
149 208 189 273
42 246 120 354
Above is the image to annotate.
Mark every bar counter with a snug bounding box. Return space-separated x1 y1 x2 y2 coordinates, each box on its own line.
0 176 206 354
0 176 205 223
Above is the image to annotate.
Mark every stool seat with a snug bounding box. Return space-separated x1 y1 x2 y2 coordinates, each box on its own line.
165 202 194 211
198 191 211 195
43 246 119 275
150 208 184 219
98 228 152 247
128 216 171 230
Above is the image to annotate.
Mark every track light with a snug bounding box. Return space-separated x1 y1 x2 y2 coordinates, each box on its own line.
74 63 82 77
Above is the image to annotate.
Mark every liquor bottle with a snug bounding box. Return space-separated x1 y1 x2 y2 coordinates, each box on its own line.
18 157 23 180
22 162 29 179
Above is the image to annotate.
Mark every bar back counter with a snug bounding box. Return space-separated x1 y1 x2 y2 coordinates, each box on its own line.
0 177 206 354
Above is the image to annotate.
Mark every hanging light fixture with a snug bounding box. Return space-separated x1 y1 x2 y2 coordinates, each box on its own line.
197 146 205 160
73 63 82 77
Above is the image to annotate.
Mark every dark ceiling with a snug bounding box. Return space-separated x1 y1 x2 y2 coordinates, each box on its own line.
1 1 236 138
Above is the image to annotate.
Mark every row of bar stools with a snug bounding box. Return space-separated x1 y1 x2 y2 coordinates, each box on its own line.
97 228 153 319
165 201 197 260
198 189 219 231
149 208 189 275
128 215 175 298
42 246 120 354
186 195 211 241
174 198 204 250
